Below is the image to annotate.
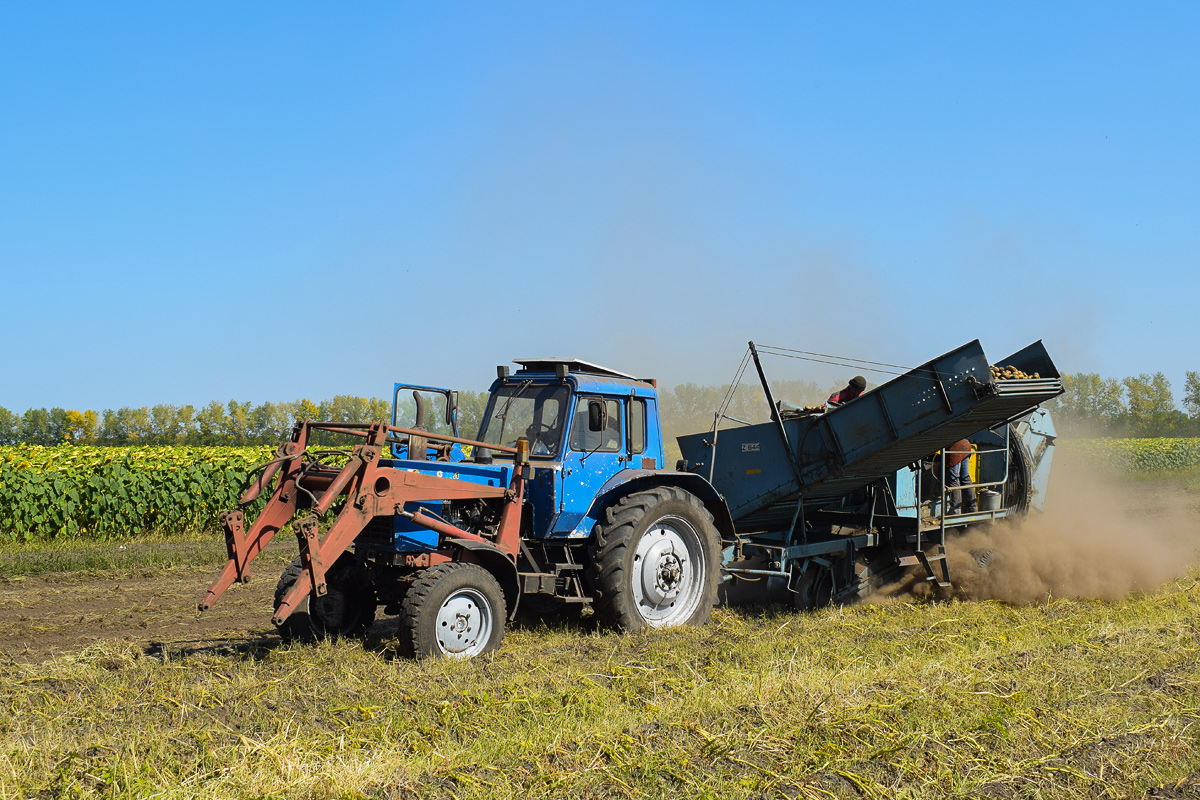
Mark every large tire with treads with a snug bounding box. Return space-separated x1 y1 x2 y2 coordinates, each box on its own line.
274 551 376 642
791 561 834 611
400 562 507 658
588 486 720 632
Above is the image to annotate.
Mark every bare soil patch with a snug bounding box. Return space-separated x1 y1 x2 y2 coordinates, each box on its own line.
0 567 280 663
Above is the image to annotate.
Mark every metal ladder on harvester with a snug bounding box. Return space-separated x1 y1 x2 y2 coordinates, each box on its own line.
878 481 953 592
910 518 952 590
886 476 952 591
899 453 954 591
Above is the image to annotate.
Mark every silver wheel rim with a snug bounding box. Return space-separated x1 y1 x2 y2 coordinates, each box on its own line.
434 588 493 657
631 515 706 627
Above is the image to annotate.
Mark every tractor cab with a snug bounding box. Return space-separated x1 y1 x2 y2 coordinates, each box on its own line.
475 359 665 537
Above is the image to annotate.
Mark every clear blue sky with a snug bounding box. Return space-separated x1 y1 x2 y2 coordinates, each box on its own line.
2 2 1197 411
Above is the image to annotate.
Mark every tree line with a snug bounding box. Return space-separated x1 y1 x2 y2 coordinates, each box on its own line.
1045 371 1200 438
0 397 392 447
0 379 829 448
1 371 1196 447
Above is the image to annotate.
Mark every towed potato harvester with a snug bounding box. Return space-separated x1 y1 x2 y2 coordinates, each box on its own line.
200 340 1063 657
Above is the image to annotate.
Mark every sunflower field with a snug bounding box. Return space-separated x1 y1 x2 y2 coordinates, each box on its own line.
0 445 272 541
1061 437 1200 472
2 438 1199 542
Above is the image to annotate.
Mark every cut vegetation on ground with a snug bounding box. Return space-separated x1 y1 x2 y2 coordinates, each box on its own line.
2 549 1199 798
2 467 1199 798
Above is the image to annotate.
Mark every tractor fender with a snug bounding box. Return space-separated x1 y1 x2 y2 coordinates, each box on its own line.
449 539 522 620
584 469 736 540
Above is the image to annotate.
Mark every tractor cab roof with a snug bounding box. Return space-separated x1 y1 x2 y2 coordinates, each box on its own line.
512 358 641 381
500 358 658 395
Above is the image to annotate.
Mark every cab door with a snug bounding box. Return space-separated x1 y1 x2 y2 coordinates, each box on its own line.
552 396 624 535
391 383 461 461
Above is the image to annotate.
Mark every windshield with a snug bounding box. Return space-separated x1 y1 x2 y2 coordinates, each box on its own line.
479 383 570 457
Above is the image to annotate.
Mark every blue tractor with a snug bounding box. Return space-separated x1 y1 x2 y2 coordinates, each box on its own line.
200 340 1063 658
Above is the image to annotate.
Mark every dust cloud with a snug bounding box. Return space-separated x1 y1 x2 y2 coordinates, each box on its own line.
942 458 1200 604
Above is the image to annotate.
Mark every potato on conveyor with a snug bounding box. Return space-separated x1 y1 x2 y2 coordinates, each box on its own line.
990 364 1038 380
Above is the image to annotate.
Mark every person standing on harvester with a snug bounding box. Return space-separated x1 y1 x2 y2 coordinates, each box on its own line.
945 439 976 515
827 376 867 407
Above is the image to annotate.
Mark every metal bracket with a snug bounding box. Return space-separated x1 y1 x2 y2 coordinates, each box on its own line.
296 517 328 597
220 510 251 583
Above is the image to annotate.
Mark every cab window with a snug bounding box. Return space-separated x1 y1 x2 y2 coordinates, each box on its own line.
629 398 646 455
568 397 622 453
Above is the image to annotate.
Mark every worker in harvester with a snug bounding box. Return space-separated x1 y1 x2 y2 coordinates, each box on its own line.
827 375 867 407
945 439 977 515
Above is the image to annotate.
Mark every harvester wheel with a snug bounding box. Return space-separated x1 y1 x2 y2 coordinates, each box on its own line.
274 552 376 642
588 487 719 633
793 562 834 611
400 562 506 658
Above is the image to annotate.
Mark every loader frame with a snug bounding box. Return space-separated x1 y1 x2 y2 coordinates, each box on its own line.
199 419 531 625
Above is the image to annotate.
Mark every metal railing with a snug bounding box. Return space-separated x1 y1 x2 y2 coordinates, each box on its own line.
915 425 1012 553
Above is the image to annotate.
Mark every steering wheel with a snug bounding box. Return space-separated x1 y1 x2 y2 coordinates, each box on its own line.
524 422 556 455
526 422 554 438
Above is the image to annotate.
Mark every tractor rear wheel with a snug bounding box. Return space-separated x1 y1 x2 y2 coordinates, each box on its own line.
400 562 507 658
588 487 720 633
274 551 376 642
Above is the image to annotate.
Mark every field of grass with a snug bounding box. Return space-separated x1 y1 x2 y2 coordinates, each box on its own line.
3 559 1199 798
0 530 234 580
3 459 1199 798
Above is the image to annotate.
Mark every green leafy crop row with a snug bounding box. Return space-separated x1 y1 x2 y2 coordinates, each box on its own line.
0 445 273 541
3 437 1196 542
1060 437 1200 472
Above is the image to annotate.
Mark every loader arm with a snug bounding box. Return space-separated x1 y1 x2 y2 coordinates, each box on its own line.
198 420 313 611
199 420 528 626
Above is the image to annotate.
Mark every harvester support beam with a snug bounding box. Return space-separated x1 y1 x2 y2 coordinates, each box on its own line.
238 422 309 505
749 341 803 486
199 478 303 611
401 506 518 559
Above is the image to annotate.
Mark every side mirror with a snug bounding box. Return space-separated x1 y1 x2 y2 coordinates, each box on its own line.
587 400 608 432
446 391 458 427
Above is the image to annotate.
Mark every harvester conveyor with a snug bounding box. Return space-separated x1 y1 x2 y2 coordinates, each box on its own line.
678 339 1062 532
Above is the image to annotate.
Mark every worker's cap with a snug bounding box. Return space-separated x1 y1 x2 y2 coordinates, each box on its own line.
850 376 867 390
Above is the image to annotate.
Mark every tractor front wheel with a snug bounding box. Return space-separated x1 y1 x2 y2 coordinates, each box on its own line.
274 551 377 642
589 487 720 633
400 562 507 658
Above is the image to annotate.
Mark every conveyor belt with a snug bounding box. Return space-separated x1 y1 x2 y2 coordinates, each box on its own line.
735 380 1060 529
677 340 1063 531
